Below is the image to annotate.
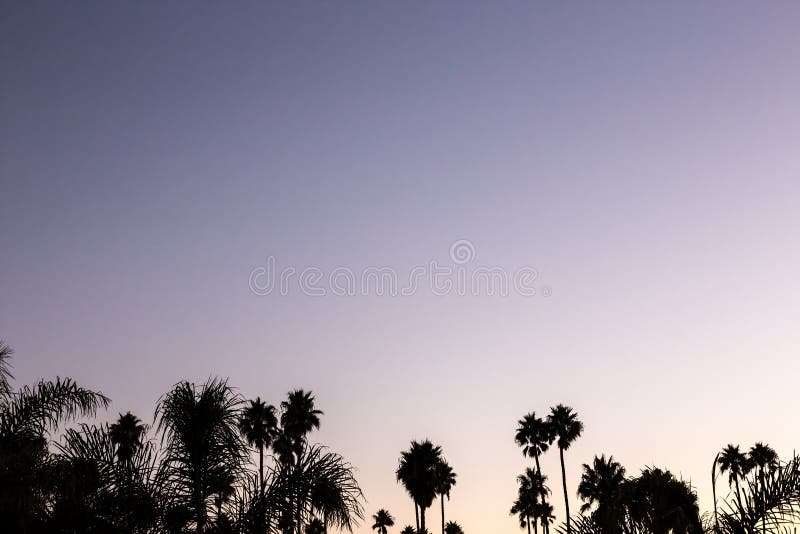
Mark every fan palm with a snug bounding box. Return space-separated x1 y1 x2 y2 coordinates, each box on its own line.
434 460 457 534
372 509 395 534
396 440 442 533
577 455 626 534
443 521 464 534
154 378 247 534
400 527 416 534
718 444 751 519
239 397 278 492
547 405 583 534
281 389 323 461
749 443 779 534
515 412 555 475
109 412 146 466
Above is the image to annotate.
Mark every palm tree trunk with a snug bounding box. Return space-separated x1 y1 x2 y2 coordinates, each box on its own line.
760 468 766 534
259 445 265 494
559 447 571 534
415 501 420 532
440 494 445 534
527 516 531 534
420 505 426 534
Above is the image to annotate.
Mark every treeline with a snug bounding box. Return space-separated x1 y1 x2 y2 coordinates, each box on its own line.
0 341 364 533
512 408 800 534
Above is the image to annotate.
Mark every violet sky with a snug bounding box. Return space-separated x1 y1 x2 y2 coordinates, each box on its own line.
2 2 799 532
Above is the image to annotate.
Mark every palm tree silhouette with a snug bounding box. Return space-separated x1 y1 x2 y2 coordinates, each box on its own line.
396 440 442 534
749 442 778 534
535 502 555 534
577 455 626 533
515 412 555 476
547 405 583 534
109 412 146 465
155 378 247 534
434 459 457 534
372 508 395 534
513 468 550 534
400 526 416 534
280 389 323 534
281 389 323 461
239 397 278 493
443 520 464 534
718 444 751 520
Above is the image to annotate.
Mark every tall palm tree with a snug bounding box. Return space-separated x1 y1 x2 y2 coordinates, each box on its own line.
576 455 626 534
434 460 457 534
155 378 247 534
239 397 278 492
749 442 778 534
718 444 751 520
396 440 442 534
443 521 464 534
372 509 395 534
515 412 555 476
280 389 323 534
547 405 583 534
281 389 323 461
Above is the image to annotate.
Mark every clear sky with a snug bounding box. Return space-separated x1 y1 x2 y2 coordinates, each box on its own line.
2 2 799 532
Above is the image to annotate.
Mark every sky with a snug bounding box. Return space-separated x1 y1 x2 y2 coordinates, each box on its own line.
2 2 799 532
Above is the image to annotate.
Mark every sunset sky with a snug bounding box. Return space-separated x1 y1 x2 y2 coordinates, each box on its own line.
2 2 799 532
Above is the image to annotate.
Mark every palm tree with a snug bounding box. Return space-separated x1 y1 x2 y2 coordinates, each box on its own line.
281 389 323 461
372 509 395 534
0 341 109 532
396 440 442 533
109 411 146 465
400 527 416 534
434 460 457 534
512 468 549 534
576 455 626 534
239 397 278 492
535 502 555 534
515 412 555 476
444 521 464 534
154 378 247 534
749 442 778 534
717 444 751 520
280 389 323 534
547 405 583 534
625 467 702 534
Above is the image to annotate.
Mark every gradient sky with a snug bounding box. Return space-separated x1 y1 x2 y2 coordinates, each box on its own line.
2 2 799 532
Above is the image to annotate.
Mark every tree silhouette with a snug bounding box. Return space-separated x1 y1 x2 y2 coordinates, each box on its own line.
372 508 396 534
239 397 278 493
577 455 626 534
547 405 583 534
444 520 464 534
749 442 778 534
155 378 247 534
434 459 457 534
717 444 751 520
396 440 442 533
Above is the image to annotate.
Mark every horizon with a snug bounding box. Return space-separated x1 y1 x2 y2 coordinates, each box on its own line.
2 2 799 533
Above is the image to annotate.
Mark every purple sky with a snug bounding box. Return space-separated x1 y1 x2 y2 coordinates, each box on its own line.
2 2 799 532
